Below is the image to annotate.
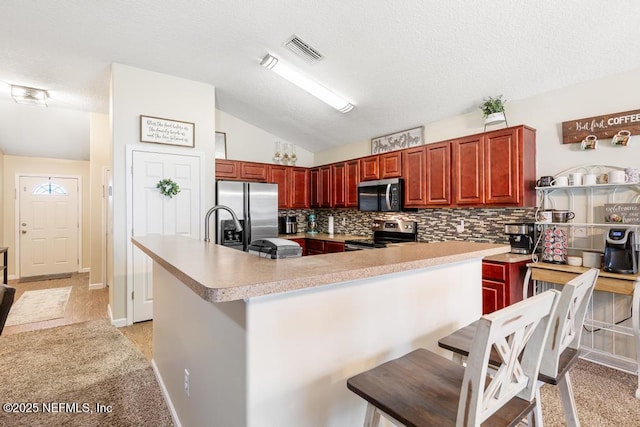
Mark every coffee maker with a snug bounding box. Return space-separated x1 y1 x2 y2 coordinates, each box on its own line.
604 228 639 274
504 223 536 254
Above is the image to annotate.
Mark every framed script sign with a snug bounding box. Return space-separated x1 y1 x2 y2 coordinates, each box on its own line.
371 126 424 154
140 115 195 147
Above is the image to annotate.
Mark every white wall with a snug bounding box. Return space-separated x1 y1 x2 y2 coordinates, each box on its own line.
89 113 111 286
110 63 216 322
216 109 313 167
315 67 640 175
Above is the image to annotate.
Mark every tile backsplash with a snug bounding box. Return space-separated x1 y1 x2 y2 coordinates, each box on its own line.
278 207 536 243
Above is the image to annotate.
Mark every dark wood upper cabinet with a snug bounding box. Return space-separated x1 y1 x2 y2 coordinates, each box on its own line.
290 167 310 209
403 147 427 207
359 155 380 181
239 161 268 182
215 159 239 180
380 151 402 178
452 134 485 205
345 159 360 207
425 142 451 205
268 165 290 209
332 162 347 208
310 168 321 208
319 165 333 208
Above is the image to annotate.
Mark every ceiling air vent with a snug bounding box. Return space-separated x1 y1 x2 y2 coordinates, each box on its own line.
284 35 324 64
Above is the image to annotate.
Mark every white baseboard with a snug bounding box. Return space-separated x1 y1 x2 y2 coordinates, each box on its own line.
151 359 182 427
80 267 90 273
8 274 18 281
108 304 127 327
89 282 104 290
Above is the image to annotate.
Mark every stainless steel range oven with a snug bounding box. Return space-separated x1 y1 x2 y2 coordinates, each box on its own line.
344 219 418 251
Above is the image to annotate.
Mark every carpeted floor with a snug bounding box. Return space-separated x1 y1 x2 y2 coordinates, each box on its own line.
540 358 640 426
0 320 173 426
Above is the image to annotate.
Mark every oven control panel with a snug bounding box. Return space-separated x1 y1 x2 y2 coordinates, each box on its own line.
371 219 416 233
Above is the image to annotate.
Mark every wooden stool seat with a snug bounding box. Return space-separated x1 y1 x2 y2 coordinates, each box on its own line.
347 348 535 427
439 320 580 385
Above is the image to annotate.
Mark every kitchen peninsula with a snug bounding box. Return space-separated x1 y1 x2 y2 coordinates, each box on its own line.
132 235 509 426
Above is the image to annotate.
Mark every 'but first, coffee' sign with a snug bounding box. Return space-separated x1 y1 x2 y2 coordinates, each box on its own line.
562 108 640 144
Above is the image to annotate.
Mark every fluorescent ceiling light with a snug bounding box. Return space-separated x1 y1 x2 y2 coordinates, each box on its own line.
260 54 354 113
11 85 48 107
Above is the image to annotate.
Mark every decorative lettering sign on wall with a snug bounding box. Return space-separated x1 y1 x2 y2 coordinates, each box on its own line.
562 109 640 144
371 126 424 154
140 115 195 147
604 203 640 224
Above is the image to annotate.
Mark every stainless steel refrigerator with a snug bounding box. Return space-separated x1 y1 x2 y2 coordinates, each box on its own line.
215 181 278 251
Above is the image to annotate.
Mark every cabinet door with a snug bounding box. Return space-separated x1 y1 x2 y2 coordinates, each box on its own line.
482 279 506 314
215 159 239 179
325 241 345 253
320 165 333 208
360 155 380 181
484 128 520 205
332 163 346 208
345 160 360 207
380 151 402 178
403 146 427 207
452 135 484 205
310 168 321 208
290 168 310 209
425 142 451 205
268 165 290 209
305 239 325 255
239 162 268 182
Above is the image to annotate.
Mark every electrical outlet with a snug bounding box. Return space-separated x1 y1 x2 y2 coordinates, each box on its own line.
455 220 465 233
184 369 190 397
574 227 587 238
341 217 346 226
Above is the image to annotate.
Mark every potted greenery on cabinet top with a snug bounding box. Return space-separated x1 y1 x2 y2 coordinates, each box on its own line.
479 95 506 125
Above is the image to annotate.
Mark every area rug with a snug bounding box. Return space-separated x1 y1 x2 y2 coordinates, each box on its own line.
5 286 72 326
0 320 173 426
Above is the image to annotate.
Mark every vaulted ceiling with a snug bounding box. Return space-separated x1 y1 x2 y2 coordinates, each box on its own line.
1 1 640 160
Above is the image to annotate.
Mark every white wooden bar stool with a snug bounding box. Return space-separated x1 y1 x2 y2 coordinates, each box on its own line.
347 289 561 427
439 268 598 427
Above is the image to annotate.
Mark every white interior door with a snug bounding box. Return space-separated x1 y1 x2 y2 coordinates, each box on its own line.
19 176 79 278
131 150 201 322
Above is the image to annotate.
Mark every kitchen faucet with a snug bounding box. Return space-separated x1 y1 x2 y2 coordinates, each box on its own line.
204 205 243 242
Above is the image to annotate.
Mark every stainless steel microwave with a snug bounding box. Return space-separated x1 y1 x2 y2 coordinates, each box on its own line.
357 178 403 212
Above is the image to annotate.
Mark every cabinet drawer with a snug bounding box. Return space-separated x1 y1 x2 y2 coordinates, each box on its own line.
305 239 325 252
482 262 507 282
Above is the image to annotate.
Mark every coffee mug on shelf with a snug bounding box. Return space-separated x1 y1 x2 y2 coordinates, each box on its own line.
611 130 631 146
536 210 553 223
536 176 554 187
568 172 583 186
625 167 640 184
552 210 575 223
551 176 569 187
609 170 628 184
583 173 597 186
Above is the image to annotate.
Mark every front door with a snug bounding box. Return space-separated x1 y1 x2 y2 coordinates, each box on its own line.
131 149 201 322
19 176 79 278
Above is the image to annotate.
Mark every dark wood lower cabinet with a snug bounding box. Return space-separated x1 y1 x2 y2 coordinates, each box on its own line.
293 239 345 256
481 259 529 314
289 238 306 256
305 239 325 255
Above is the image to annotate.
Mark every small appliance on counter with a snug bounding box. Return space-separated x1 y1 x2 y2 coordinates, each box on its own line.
307 213 318 234
248 238 302 259
504 223 536 254
603 228 639 274
278 216 298 234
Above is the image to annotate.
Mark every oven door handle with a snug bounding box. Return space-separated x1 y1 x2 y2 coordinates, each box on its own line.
385 184 391 210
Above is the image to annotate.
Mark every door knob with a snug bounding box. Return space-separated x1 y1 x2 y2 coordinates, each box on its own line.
22 230 27 234
22 223 27 226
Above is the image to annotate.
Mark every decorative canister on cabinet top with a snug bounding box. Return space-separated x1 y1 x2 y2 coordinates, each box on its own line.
541 228 567 264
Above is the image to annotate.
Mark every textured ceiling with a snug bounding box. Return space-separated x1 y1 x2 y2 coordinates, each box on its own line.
1 1 640 160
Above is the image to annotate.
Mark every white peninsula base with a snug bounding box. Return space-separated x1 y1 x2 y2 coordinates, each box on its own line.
151 258 483 427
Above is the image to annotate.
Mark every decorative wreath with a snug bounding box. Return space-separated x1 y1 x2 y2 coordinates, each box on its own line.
156 178 181 198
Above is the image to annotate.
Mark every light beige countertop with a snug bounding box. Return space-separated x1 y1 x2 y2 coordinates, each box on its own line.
132 235 509 303
278 232 366 243
483 253 534 263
